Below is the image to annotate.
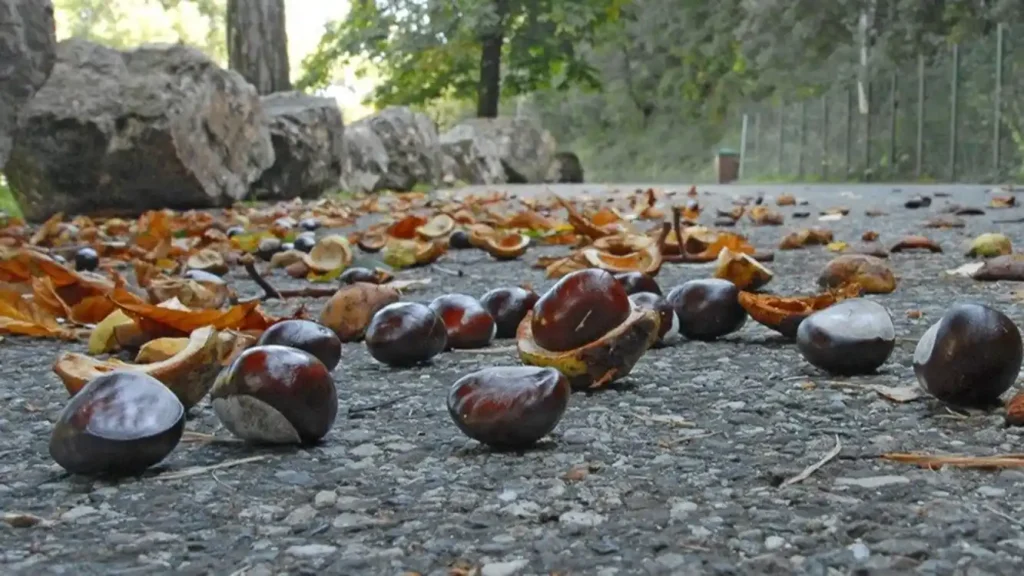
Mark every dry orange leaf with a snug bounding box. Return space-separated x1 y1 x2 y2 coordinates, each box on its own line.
0 290 79 339
386 215 428 239
882 452 1024 470
110 287 269 337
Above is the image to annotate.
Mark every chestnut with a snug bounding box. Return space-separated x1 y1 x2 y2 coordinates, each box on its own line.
665 279 746 341
449 230 472 249
226 226 245 237
796 298 895 375
339 266 384 285
211 345 338 444
74 247 100 272
480 287 539 339
629 292 679 345
615 272 661 295
365 302 448 366
49 371 185 476
256 237 283 261
293 233 316 253
299 218 321 231
531 268 631 352
429 294 496 349
257 319 342 370
447 366 571 450
914 303 1022 409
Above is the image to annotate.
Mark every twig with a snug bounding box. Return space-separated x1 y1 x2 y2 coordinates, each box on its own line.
780 435 842 487
993 217 1024 224
241 255 281 300
431 263 464 277
180 431 243 444
348 393 416 416
671 205 684 255
982 504 1024 527
882 452 1024 470
155 455 268 481
448 345 517 355
211 472 235 491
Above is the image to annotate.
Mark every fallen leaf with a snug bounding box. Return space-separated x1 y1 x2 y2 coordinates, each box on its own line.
945 262 984 277
780 435 841 487
110 287 270 337
869 384 924 403
0 290 79 339
990 195 1016 208
906 309 922 319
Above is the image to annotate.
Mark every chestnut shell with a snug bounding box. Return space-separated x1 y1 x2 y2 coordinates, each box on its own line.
365 302 448 366
629 291 677 344
531 268 631 352
796 298 895 375
913 303 1023 409
256 319 343 370
615 272 662 295
480 287 539 338
211 345 338 444
665 279 747 341
49 371 185 476
447 366 571 449
429 294 496 349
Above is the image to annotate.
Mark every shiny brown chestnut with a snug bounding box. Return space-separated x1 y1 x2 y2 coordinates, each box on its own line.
531 268 631 352
615 272 662 295
49 371 185 476
796 298 895 375
339 266 390 285
256 319 343 370
629 292 679 345
914 303 1023 409
665 279 746 341
211 345 338 444
429 294 496 349
365 302 448 366
480 287 539 339
447 366 571 449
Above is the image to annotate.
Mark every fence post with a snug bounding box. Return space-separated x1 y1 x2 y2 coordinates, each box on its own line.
845 87 853 176
994 23 1004 179
797 101 806 178
739 113 749 180
889 71 898 177
753 113 761 176
822 95 830 180
915 54 925 179
777 101 785 175
864 80 872 179
949 44 959 182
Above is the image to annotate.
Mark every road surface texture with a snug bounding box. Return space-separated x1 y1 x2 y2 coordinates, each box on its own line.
4 183 1024 576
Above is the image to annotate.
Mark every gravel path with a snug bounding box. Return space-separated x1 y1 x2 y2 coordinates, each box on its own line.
4 183 1024 575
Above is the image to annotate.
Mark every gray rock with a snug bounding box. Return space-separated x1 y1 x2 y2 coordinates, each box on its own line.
5 39 274 221
545 151 584 183
252 92 344 201
480 559 529 576
285 543 336 557
834 475 910 489
341 106 441 193
0 0 56 168
439 117 556 185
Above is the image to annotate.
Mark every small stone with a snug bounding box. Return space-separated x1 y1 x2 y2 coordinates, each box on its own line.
497 490 518 503
764 536 785 551
977 486 1007 497
286 543 337 557
834 475 910 489
313 490 337 509
384 441 417 452
332 512 374 529
284 505 317 526
274 470 314 486
657 553 687 569
480 559 529 576
850 541 871 561
349 443 382 457
60 506 98 521
559 510 606 527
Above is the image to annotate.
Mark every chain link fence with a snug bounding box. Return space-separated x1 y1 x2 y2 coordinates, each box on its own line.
729 23 1024 184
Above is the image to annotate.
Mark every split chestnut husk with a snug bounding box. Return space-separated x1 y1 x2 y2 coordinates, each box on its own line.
517 303 660 391
737 284 862 339
49 371 185 477
447 366 571 450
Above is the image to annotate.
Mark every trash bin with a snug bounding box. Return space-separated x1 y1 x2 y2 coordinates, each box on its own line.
715 148 740 184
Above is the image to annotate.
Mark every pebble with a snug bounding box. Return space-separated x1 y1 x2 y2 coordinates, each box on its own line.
480 559 529 576
976 486 1007 498
60 506 97 522
834 475 910 489
559 510 606 527
284 505 317 525
285 544 337 557
349 443 383 457
764 536 785 550
313 490 337 509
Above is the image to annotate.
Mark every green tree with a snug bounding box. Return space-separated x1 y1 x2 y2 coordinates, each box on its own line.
298 0 626 117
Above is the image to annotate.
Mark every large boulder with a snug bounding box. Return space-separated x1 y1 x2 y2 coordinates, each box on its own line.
252 92 344 201
340 106 441 193
439 117 557 185
545 151 584 183
0 0 56 168
5 39 274 221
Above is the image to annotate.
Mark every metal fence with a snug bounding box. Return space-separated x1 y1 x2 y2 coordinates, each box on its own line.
732 23 1024 184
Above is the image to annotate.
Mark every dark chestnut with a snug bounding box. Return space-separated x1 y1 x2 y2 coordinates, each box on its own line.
429 294 496 349
480 287 539 338
211 345 338 444
531 268 631 352
257 319 343 370
256 237 283 261
49 372 185 476
629 292 679 345
74 247 99 272
365 302 448 366
339 266 383 285
293 233 316 253
665 278 746 341
796 299 895 375
449 230 472 249
914 303 1023 409
280 242 295 252
615 272 662 295
226 226 245 237
299 218 321 231
447 366 571 449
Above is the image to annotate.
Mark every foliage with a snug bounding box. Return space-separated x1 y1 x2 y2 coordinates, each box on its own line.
0 176 21 219
297 0 626 110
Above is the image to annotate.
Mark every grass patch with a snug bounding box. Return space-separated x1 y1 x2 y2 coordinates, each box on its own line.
0 175 22 218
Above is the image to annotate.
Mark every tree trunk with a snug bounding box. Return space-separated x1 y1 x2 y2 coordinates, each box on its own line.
226 0 291 95
476 0 507 118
